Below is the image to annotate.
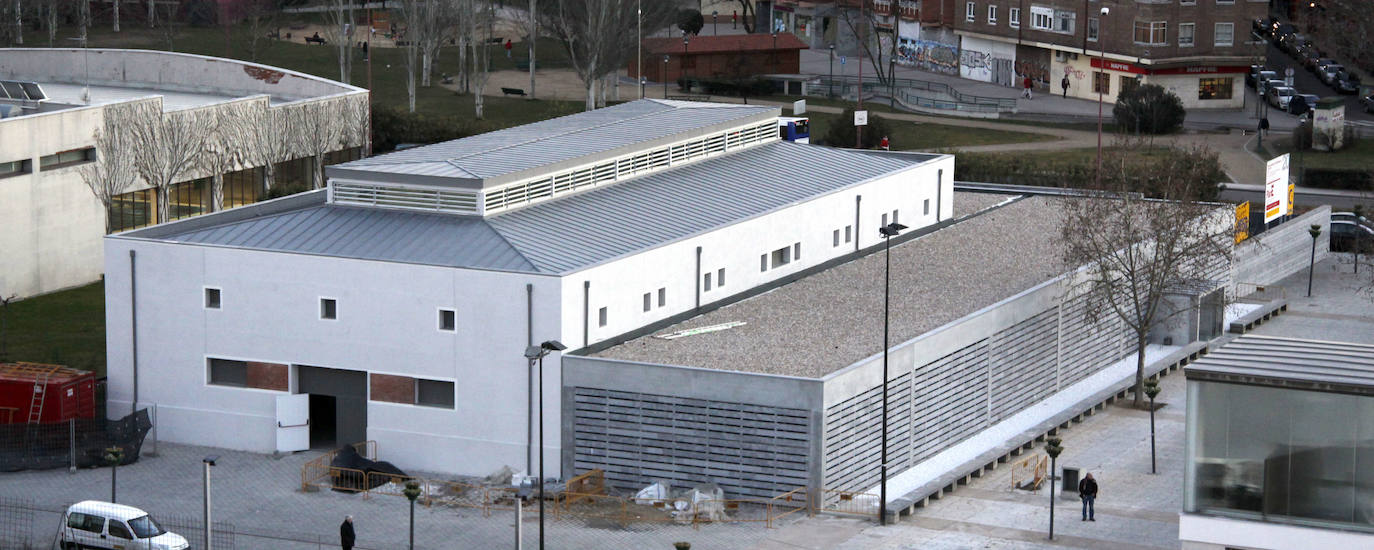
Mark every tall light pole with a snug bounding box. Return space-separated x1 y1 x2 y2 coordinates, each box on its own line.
683 33 690 84
1307 224 1322 297
524 340 566 550
664 55 670 98
1046 437 1064 540
1095 6 1109 187
829 44 836 98
203 455 218 550
1144 381 1159 474
637 0 642 98
403 480 422 550
104 446 123 503
877 221 907 526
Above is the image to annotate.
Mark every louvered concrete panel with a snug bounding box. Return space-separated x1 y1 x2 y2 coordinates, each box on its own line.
1059 294 1128 388
822 372 914 493
909 341 990 465
988 308 1061 422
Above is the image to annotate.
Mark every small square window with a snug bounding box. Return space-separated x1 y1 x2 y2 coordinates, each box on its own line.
924 199 931 215
833 229 840 247
965 1 975 21
643 292 651 311
717 268 725 287
704 272 713 291
771 247 791 268
845 226 852 243
658 288 666 307
439 308 456 331
598 307 607 327
320 298 337 320
204 287 221 309
793 243 801 261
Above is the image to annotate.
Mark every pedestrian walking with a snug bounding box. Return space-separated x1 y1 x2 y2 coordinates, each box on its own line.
1061 75 1070 98
362 41 369 61
505 39 513 58
340 515 356 550
1022 76 1034 100
879 135 889 150
1078 473 1098 521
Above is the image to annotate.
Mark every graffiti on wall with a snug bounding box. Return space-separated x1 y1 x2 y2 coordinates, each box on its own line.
1015 59 1051 86
1064 66 1087 81
897 38 959 75
960 48 994 80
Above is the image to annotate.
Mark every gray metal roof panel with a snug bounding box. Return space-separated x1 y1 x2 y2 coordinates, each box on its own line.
160 205 537 272
1186 335 1374 393
338 100 776 181
486 141 922 273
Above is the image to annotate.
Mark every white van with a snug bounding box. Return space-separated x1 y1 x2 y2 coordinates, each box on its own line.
60 501 189 550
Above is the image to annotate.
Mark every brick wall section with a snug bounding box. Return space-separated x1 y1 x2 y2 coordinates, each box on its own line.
244 362 288 391
370 373 415 404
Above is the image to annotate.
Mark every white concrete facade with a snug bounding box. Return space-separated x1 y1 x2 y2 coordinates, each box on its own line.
1179 513 1374 550
0 49 367 299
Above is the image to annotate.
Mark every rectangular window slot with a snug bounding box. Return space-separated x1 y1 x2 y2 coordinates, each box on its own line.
704 272 713 291
417 379 455 408
717 268 725 287
833 229 841 247
598 307 608 327
205 288 221 309
658 288 666 307
643 292 652 311
320 298 337 320
924 199 930 215
439 308 456 331
771 247 792 269
760 254 768 272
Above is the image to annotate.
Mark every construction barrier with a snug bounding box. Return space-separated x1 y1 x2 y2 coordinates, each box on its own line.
820 489 880 518
299 441 378 491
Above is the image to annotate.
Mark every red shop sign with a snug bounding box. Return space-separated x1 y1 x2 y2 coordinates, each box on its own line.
1150 65 1249 75
1090 58 1147 74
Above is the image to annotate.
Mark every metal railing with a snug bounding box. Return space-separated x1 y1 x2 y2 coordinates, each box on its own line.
820 488 881 517
814 75 1018 112
298 440 377 491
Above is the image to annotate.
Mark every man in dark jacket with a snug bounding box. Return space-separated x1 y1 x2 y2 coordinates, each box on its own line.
1079 473 1098 521
340 515 356 550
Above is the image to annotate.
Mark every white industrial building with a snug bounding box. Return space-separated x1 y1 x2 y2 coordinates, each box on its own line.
0 48 368 299
104 99 956 478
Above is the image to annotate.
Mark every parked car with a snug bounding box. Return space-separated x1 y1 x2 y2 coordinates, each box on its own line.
1301 51 1323 71
1319 64 1344 85
1334 70 1361 94
1312 58 1336 74
1361 94 1374 113
1267 86 1296 110
1247 66 1274 88
1261 79 1287 97
1271 22 1296 43
60 501 189 550
1289 93 1319 115
1330 218 1374 254
1281 34 1311 56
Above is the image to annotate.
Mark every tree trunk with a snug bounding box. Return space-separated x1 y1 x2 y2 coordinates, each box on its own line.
45 0 55 46
14 0 22 45
113 0 120 32
528 0 535 99
156 185 170 225
1133 334 1146 407
474 85 484 118
421 50 432 87
211 173 224 212
406 55 416 112
148 0 155 28
263 163 276 192
584 79 595 111
312 154 324 190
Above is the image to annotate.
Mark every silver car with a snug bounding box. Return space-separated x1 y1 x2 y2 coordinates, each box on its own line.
1266 86 1296 110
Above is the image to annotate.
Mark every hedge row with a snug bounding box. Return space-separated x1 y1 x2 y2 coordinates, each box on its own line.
1300 168 1373 191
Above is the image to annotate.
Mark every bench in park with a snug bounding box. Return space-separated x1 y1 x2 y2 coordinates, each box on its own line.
501 87 527 97
305 35 327 45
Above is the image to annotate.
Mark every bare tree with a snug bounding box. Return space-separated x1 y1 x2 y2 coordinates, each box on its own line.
1060 143 1234 407
417 0 462 88
294 100 346 189
243 0 280 62
81 102 153 233
11 0 20 45
397 0 423 111
238 101 297 193
112 0 120 32
130 105 217 224
341 93 372 156
199 102 254 212
156 2 182 51
539 0 672 111
322 0 356 84
838 2 895 89
468 0 493 118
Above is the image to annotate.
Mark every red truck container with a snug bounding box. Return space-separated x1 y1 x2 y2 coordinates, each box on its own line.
0 362 97 424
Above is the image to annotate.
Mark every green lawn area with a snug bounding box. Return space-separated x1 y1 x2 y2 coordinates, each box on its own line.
805 112 1056 150
3 283 106 377
1269 137 1374 171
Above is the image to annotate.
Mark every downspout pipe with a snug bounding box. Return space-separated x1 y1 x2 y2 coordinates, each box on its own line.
129 250 138 415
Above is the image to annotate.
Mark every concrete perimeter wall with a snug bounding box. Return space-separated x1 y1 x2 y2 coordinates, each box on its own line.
1233 206 1331 295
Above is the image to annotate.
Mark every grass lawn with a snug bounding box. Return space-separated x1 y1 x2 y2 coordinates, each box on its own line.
3 283 106 377
805 111 1056 150
1268 137 1374 171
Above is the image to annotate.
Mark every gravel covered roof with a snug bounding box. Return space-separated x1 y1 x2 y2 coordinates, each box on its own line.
589 193 1071 378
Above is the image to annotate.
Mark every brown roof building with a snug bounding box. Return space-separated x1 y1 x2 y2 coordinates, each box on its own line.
629 33 810 83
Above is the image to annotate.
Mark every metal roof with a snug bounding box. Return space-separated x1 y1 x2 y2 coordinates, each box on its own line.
1186 334 1374 396
162 205 537 272
129 141 938 275
333 99 777 186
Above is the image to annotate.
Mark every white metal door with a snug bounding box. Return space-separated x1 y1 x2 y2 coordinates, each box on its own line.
275 394 310 453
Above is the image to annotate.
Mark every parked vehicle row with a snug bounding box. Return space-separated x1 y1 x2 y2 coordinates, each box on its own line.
1261 18 1363 97
1330 212 1374 254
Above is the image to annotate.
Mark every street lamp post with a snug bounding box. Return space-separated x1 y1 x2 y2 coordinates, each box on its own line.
1144 381 1160 475
1046 437 1064 540
104 446 124 503
663 55 670 98
524 340 567 550
637 0 642 99
203 455 218 550
829 44 836 98
877 221 907 526
1096 6 1109 187
772 32 778 69
683 33 690 84
713 11 718 35
1307 224 1322 297
403 480 422 550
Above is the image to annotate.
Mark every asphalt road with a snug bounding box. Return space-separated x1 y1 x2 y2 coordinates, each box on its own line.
1259 42 1372 122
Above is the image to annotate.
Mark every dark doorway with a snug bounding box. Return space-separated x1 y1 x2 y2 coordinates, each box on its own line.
309 395 337 449
297 365 368 449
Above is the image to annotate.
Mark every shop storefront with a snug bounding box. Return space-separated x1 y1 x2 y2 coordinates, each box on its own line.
1064 57 1246 109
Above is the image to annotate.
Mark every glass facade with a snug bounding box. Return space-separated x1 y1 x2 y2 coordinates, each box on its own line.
108 188 156 233
222 167 264 209
1185 381 1374 532
166 178 210 221
274 157 316 191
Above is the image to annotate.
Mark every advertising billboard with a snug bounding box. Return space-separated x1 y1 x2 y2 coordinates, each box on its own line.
1264 154 1290 223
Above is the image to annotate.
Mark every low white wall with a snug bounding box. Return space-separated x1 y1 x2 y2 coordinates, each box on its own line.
1179 513 1374 550
1233 206 1331 294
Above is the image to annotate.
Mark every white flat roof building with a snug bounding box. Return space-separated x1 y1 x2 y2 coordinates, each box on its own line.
0 48 367 299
